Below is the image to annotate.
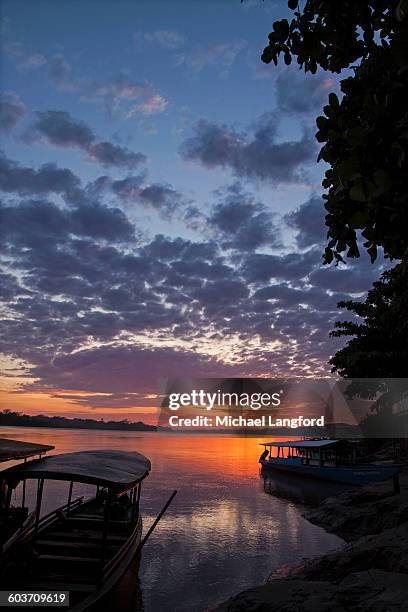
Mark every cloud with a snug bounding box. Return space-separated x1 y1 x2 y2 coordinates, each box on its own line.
135 29 184 50
69 202 135 242
285 196 326 248
134 94 167 115
0 271 30 300
107 175 145 199
309 253 388 294
19 53 47 71
48 55 168 116
180 113 315 183
141 235 218 262
47 53 77 91
82 74 168 116
26 345 246 397
0 92 26 133
176 40 246 77
0 151 81 200
252 284 349 311
5 42 166 119
0 141 383 407
138 184 181 215
276 69 337 115
192 278 249 308
87 141 146 169
241 249 321 283
0 198 135 248
1 199 70 250
0 197 366 403
28 110 94 147
89 175 184 217
207 183 282 251
26 110 147 170
141 235 188 260
4 41 47 72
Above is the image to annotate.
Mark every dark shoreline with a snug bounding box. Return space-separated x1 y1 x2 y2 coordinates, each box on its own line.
212 468 408 611
0 411 159 432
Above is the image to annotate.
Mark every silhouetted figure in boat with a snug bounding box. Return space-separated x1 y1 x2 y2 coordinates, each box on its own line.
259 449 269 462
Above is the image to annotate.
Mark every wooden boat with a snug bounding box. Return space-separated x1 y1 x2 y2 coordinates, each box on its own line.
0 449 151 611
0 438 55 549
259 439 402 486
0 438 55 464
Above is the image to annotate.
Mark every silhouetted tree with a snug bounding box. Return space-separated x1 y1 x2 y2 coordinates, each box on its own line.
329 263 408 376
262 1 408 265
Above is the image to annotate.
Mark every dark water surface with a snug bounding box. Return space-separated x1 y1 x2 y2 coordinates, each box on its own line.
0 427 343 611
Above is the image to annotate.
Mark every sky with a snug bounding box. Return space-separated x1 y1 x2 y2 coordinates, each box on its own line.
0 0 386 422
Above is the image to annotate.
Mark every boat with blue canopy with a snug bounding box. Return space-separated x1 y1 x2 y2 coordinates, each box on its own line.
259 439 402 485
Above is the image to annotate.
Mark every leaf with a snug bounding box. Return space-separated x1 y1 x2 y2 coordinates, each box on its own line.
349 211 369 229
347 243 360 257
288 0 298 9
337 158 360 179
373 169 391 189
347 127 367 146
261 47 274 64
316 116 327 130
284 51 292 65
396 0 408 20
324 247 334 264
350 183 367 202
280 20 290 38
329 92 339 108
273 19 289 39
323 104 336 119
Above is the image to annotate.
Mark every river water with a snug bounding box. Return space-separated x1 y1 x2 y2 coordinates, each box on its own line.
0 427 344 611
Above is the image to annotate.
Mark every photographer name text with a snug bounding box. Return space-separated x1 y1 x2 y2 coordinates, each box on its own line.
167 415 325 429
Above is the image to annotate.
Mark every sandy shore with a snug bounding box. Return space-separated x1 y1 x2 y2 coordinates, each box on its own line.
212 469 408 611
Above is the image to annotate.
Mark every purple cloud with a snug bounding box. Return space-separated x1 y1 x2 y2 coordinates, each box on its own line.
180 114 315 183
26 110 147 170
0 92 26 133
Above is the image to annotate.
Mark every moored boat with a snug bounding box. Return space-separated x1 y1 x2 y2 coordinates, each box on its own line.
0 449 151 610
259 439 402 486
0 438 55 548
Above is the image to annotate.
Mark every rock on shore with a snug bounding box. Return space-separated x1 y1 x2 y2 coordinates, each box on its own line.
303 474 408 542
212 470 408 611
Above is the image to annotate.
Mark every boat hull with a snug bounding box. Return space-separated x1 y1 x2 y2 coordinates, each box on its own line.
0 496 144 611
74 515 143 612
260 458 401 486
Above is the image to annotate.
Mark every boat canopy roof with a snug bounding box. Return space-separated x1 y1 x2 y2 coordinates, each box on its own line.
0 438 54 462
1 450 151 492
260 439 344 448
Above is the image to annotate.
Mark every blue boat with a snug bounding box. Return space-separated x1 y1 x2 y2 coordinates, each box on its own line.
259 439 402 486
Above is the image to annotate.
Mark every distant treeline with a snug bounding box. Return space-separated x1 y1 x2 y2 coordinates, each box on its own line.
0 410 158 431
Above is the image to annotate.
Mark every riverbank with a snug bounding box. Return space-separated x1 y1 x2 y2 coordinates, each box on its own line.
212 468 408 611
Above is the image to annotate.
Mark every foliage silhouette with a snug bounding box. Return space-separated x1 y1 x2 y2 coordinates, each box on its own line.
262 1 408 265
